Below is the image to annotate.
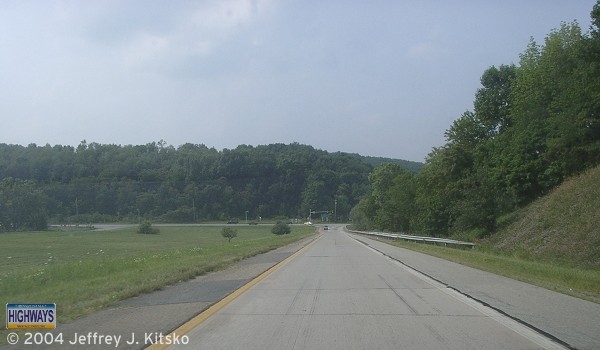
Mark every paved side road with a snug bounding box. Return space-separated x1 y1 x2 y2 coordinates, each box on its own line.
350 232 600 350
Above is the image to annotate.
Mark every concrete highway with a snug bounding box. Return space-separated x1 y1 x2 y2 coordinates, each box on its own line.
165 225 568 350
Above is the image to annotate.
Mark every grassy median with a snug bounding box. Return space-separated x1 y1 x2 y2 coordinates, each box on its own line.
0 225 315 330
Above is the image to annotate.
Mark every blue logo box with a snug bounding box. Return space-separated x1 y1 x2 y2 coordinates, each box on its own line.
6 303 56 329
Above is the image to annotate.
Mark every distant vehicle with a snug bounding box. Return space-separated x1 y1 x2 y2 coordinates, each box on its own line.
227 219 238 224
248 221 258 225
323 225 329 230
304 221 312 225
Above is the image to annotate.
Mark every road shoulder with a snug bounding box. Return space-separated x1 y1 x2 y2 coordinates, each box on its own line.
350 232 600 350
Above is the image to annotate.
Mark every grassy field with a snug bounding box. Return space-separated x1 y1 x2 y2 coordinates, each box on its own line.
380 238 600 304
0 225 316 330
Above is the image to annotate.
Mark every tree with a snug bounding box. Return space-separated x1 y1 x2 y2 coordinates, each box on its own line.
502 21 591 201
367 164 416 232
221 226 238 243
445 111 488 146
411 148 456 236
0 178 48 231
349 197 374 231
473 65 517 136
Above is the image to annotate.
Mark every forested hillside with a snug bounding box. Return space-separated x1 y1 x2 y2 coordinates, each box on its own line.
361 156 423 173
351 3 600 237
0 142 418 231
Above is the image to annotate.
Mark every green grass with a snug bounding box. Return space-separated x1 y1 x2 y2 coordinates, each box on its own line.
0 225 315 332
490 165 600 269
381 238 600 304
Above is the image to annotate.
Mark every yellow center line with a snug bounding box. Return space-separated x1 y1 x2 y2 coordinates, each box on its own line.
147 233 322 350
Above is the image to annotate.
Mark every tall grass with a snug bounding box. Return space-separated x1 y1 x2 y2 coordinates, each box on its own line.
490 165 600 269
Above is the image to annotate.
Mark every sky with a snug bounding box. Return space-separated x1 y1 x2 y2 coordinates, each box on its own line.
0 1 597 162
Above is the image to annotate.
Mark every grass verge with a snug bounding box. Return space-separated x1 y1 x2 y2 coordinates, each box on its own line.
0 225 315 341
373 237 600 304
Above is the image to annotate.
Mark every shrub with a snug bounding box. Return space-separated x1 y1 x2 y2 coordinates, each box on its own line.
221 227 238 243
271 222 291 235
138 221 159 234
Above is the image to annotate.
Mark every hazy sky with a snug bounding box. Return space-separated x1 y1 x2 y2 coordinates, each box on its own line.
1 1 596 161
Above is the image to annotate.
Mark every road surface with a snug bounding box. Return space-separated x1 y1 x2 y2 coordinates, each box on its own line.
165 225 567 350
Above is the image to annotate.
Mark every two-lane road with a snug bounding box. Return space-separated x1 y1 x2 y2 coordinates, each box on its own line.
166 225 566 350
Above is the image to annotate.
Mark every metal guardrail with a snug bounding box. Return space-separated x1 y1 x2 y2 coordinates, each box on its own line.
351 230 476 248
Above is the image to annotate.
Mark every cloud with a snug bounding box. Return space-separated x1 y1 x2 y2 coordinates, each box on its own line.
122 33 170 67
188 0 258 30
1 0 595 162
407 42 441 59
108 0 276 75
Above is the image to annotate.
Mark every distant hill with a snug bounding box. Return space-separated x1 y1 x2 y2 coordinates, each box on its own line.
0 142 380 229
361 156 423 173
491 165 600 269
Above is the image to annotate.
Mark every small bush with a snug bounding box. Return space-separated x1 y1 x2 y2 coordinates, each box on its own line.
221 227 238 243
138 221 159 234
272 222 291 235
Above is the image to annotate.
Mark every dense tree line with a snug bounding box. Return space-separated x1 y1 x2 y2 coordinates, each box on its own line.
0 141 414 231
351 3 600 237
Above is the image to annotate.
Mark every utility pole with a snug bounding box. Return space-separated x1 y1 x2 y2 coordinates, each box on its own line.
192 199 196 222
334 199 337 222
75 197 79 227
